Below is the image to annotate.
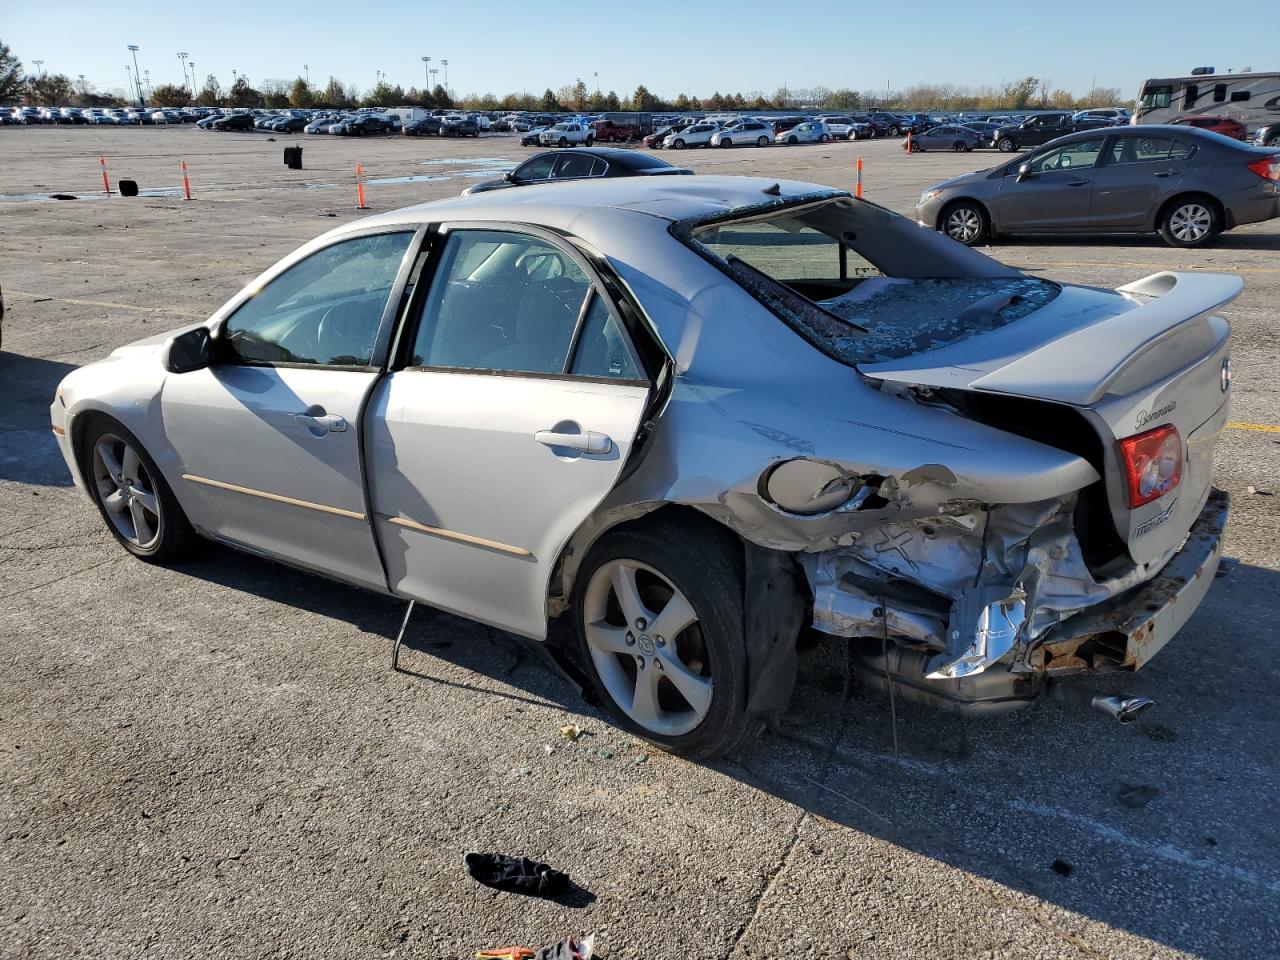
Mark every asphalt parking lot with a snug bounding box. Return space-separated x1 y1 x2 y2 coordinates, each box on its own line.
2 126 1278 960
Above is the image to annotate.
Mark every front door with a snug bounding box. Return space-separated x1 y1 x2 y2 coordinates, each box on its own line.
1089 134 1191 227
366 227 651 638
992 136 1107 231
160 230 418 590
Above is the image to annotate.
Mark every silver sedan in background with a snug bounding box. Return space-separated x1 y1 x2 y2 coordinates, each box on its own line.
52 177 1233 758
775 120 831 144
908 124 982 152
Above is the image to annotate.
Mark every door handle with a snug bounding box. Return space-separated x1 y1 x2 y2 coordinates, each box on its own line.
1153 170 1177 178
1067 179 1090 187
293 411 347 433
535 429 612 455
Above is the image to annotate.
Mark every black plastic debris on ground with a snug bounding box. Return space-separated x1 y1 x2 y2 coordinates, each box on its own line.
465 852 570 897
1050 858 1073 877
1117 784 1160 809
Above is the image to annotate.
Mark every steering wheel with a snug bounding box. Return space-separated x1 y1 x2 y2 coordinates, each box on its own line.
316 302 375 364
1060 155 1072 169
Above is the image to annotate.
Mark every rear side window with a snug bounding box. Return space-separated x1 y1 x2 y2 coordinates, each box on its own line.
1108 136 1190 163
569 296 642 380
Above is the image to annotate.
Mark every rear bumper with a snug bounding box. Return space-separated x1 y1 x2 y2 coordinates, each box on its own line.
1034 487 1228 674
1223 186 1280 229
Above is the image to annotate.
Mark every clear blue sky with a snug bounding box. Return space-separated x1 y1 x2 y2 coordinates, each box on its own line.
3 0 1274 101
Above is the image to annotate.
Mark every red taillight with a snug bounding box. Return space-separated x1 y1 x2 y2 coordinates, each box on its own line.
1118 424 1182 508
1246 154 1280 182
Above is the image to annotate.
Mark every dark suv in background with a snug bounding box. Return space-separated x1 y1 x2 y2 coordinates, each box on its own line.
994 112 1110 152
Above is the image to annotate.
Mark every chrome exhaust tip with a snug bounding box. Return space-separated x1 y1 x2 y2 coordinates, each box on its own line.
1049 682 1154 724
1090 694 1154 724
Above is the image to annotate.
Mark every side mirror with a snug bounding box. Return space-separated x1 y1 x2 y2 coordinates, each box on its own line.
162 325 213 373
1016 162 1033 183
503 171 515 183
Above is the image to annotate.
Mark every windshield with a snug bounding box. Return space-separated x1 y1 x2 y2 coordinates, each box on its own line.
682 198 1057 365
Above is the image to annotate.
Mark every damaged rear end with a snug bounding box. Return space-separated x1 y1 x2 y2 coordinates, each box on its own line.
682 198 1235 720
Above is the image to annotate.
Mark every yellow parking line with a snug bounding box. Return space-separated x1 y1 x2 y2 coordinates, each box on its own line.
1227 421 1280 434
7 291 206 317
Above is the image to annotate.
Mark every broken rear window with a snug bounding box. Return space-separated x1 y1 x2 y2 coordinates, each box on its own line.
682 197 1060 365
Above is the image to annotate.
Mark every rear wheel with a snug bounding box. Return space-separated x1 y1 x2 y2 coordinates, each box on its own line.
756 135 769 147
558 136 568 147
82 418 194 563
1159 196 1222 248
787 135 798 144
953 140 965 152
1267 135 1280 147
941 200 991 246
573 522 757 760
889 125 901 137
819 133 830 143
672 138 685 149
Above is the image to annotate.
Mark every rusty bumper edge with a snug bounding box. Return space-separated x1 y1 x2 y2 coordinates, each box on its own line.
1040 487 1229 672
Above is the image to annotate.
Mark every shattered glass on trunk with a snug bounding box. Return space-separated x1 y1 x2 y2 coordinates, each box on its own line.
819 277 1060 363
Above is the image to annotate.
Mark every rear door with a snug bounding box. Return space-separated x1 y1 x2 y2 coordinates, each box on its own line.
1089 134 1192 227
992 136 1106 231
366 225 651 638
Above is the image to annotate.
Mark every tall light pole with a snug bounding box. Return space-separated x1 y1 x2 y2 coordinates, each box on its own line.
188 61 197 94
144 69 152 100
77 74 85 96
429 68 438 91
125 65 134 103
33 59 45 77
441 59 448 91
304 64 309 86
177 52 188 92
594 71 599 94
421 57 430 89
127 45 143 106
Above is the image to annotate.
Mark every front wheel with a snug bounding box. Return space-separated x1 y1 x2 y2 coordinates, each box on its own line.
787 135 798 144
889 126 901 137
672 138 685 149
997 137 1015 153
584 136 594 146
558 136 568 147
819 133 830 143
1160 197 1222 248
756 135 769 147
573 522 757 760
1267 135 1280 147
941 201 991 246
82 418 195 563
953 141 965 152
719 138 732 148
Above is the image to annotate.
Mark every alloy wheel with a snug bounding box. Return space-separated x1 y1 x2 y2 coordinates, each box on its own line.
1169 203 1212 243
92 433 161 548
946 207 983 243
582 558 714 737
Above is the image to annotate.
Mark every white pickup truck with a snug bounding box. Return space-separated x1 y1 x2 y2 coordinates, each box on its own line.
539 122 594 147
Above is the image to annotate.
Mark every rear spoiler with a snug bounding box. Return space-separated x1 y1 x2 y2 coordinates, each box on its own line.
860 271 1242 407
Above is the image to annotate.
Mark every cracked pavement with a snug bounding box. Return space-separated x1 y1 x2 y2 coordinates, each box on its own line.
2 128 1279 960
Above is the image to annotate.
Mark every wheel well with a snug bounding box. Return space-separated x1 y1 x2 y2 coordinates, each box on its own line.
68 408 112 483
549 504 744 618
1155 191 1224 230
936 197 989 231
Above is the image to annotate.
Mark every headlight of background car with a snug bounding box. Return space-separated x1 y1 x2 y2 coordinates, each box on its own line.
919 189 941 206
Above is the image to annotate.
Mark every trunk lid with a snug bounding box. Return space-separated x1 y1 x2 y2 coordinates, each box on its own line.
857 271 1239 565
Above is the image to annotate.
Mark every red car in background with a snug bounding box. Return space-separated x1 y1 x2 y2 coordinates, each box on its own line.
1172 115 1248 140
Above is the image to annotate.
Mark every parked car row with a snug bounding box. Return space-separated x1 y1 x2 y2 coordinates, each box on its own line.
5 105 211 125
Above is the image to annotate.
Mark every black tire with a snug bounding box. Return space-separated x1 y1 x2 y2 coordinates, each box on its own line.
584 135 593 146
757 135 769 147
80 415 195 564
907 140 920 152
1268 135 1280 147
819 133 830 143
572 521 758 760
1158 195 1223 248
558 136 568 147
997 137 1016 153
787 135 798 144
889 125 901 137
672 138 685 149
940 200 991 246
719 138 732 148
953 141 965 152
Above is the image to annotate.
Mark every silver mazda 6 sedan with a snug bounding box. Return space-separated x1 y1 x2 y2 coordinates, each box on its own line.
52 177 1234 758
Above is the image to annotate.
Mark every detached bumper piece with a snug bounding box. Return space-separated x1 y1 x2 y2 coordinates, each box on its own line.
1035 488 1228 676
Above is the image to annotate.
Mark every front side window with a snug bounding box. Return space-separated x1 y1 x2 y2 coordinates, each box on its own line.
409 230 591 375
1026 138 1106 173
1141 85 1172 109
224 231 414 367
515 154 555 181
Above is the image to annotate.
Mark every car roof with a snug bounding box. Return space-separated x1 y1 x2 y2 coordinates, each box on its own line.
344 175 843 238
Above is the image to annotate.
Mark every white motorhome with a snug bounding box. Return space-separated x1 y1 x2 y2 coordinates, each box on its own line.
1133 70 1280 134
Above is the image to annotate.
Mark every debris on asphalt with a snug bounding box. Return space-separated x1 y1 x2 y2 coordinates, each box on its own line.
633 753 649 764
559 723 582 741
511 766 531 778
1116 784 1160 809
464 852 570 897
543 744 555 756
1050 858 1074 877
596 748 614 760
1247 485 1273 496
476 932 594 959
